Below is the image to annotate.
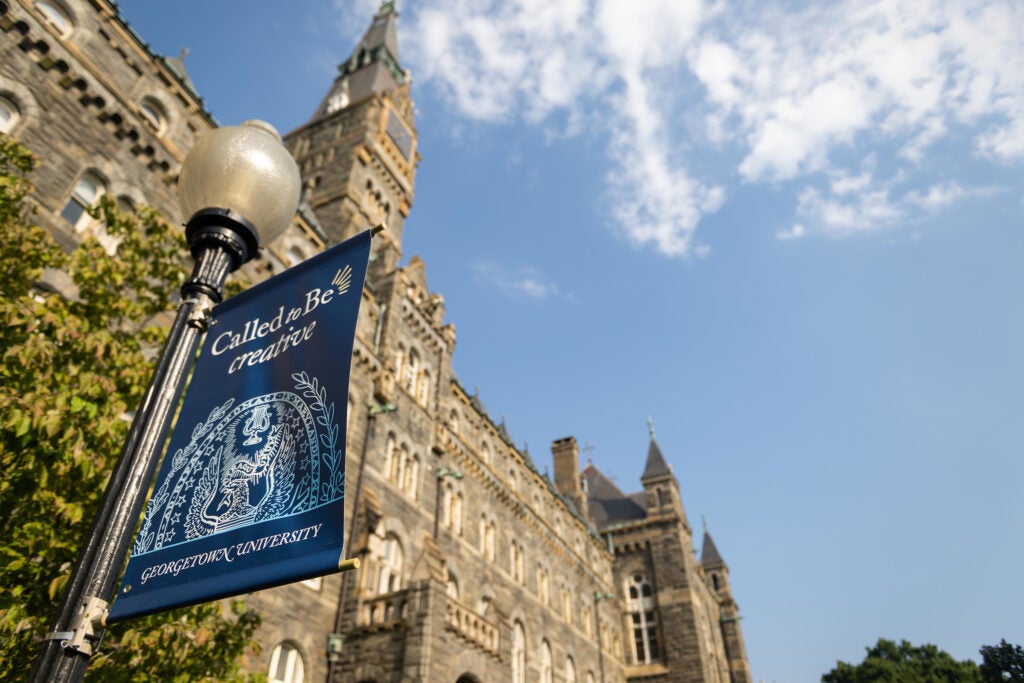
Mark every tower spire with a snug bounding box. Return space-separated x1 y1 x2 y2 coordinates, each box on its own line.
310 1 407 123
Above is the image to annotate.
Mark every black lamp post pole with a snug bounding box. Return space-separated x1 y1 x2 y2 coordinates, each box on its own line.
31 220 250 683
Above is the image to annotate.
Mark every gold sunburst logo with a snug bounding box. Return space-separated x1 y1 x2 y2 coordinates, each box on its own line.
332 265 353 295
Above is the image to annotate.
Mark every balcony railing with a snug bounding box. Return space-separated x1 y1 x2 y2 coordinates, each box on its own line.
360 590 408 628
445 597 499 655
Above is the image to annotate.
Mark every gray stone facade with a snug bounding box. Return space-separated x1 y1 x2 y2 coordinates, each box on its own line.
3 1 751 681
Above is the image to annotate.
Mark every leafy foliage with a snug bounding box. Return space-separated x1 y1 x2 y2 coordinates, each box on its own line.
980 640 1024 683
0 134 261 681
822 638 980 683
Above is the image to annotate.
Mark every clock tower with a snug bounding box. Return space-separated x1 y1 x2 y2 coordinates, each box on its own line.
284 0 418 281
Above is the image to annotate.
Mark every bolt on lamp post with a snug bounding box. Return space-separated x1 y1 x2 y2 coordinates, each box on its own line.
32 120 300 683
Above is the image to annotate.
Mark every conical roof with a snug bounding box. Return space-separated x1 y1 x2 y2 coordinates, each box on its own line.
701 531 725 567
641 437 671 480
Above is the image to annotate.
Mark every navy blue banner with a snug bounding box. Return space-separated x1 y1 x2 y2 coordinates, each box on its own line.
108 230 372 622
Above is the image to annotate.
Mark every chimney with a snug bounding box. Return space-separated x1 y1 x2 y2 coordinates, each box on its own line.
551 437 585 515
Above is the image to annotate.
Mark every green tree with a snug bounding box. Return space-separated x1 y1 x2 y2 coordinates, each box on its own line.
822 638 981 683
0 134 261 681
980 640 1024 683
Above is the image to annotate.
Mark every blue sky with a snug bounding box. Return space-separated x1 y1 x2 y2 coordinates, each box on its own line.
115 1 1024 680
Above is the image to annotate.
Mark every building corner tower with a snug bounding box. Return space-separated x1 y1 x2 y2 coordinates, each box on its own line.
283 0 419 284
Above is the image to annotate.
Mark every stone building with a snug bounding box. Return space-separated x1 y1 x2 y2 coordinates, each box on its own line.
1 1 751 681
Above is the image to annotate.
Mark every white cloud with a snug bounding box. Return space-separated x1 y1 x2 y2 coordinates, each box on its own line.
404 0 1024 254
903 182 966 212
471 262 571 302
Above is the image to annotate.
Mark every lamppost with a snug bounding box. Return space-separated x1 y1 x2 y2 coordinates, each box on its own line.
32 120 300 683
594 590 614 683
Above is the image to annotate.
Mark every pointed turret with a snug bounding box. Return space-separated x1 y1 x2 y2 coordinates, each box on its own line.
701 530 725 569
700 528 752 683
284 1 419 273
311 1 407 123
641 437 671 480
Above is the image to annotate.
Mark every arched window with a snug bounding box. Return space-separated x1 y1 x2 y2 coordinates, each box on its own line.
452 493 463 536
510 541 524 584
511 621 526 683
538 568 549 606
449 409 460 434
565 657 577 683
61 172 105 232
376 535 403 594
446 572 459 600
139 97 167 135
35 1 72 37
0 95 21 134
393 345 405 388
268 642 304 683
395 444 410 486
626 573 660 664
586 672 597 683
540 640 553 683
479 515 495 561
404 348 419 393
561 585 573 622
287 245 306 266
417 367 431 405
382 434 397 481
582 603 593 638
399 451 419 498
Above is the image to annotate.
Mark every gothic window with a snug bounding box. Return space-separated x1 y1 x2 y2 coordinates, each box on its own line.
382 434 397 481
375 535 403 594
139 97 167 135
510 541 524 584
404 348 419 393
479 515 495 561
582 603 593 638
511 621 526 683
61 172 105 232
538 568 549 606
287 245 306 266
35 0 72 37
712 573 720 591
417 367 431 406
626 573 660 665
394 345 405 388
540 640 553 683
656 488 666 508
449 409 460 434
566 657 577 683
268 642 304 683
0 95 21 134
398 449 418 498
561 585 572 622
447 491 463 536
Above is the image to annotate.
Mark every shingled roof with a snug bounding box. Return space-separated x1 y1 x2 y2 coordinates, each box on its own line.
641 437 671 480
582 464 646 529
701 531 725 567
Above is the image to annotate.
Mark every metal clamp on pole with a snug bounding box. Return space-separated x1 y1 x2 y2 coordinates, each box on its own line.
183 293 216 331
43 596 109 657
